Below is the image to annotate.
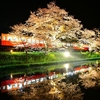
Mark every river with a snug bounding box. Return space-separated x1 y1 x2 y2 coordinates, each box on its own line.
0 59 99 81
0 59 100 100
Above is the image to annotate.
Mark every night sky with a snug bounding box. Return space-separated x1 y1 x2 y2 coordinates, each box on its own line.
0 0 100 33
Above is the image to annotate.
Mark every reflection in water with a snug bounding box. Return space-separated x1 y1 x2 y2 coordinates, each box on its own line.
0 60 100 100
0 60 100 79
0 60 100 93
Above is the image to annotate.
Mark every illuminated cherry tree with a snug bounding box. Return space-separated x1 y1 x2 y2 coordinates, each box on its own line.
9 1 100 53
78 28 100 52
9 2 82 52
25 2 82 51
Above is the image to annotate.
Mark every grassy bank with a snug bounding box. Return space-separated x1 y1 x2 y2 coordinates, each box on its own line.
0 51 100 68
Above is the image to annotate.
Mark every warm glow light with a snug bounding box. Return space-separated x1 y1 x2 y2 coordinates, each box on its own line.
10 49 13 53
64 52 70 57
89 67 92 71
50 80 55 86
64 63 69 70
10 73 13 79
64 63 69 75
80 69 85 72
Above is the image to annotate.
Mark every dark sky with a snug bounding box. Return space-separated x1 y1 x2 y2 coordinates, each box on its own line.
0 0 100 33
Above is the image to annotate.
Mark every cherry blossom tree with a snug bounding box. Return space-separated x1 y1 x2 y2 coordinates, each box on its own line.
9 2 82 53
9 1 100 53
9 23 33 50
25 2 82 52
77 28 100 52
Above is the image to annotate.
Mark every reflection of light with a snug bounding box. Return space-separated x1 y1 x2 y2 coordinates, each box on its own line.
67 72 74 76
89 67 92 71
24 82 27 86
96 60 99 65
64 52 70 57
64 63 69 75
50 80 55 86
74 70 79 73
40 78 44 82
7 84 12 90
10 73 13 79
18 83 23 88
80 69 85 72
64 63 69 70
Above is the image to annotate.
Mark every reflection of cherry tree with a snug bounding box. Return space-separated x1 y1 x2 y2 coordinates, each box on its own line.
79 67 100 88
8 77 83 100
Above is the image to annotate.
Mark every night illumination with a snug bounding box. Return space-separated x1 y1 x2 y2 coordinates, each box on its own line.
10 49 13 54
10 73 13 79
63 51 70 57
64 63 69 75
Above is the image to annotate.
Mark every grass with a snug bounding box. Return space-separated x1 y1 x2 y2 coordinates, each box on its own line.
0 50 100 78
0 51 100 68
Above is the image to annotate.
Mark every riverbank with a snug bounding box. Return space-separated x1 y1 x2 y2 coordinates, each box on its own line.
0 51 100 68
